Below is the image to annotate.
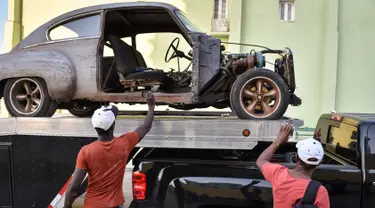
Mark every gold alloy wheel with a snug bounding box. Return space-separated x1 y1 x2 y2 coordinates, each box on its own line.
239 76 281 119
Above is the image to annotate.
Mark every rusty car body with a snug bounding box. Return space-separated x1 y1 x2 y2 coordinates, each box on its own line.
0 2 301 119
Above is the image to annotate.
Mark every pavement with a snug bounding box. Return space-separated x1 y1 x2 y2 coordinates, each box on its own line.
72 167 134 208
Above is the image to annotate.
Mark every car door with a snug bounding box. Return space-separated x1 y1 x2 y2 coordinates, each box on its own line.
44 12 103 99
363 123 375 207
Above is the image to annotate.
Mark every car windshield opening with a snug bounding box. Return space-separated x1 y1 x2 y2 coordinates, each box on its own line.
175 10 202 33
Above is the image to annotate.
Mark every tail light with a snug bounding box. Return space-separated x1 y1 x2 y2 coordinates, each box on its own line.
132 171 146 200
330 115 343 121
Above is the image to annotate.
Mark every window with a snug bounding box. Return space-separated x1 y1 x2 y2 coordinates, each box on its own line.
211 0 229 32
213 0 227 20
49 15 101 41
366 124 375 169
134 33 191 71
369 127 375 154
279 0 295 22
175 11 202 33
327 122 358 165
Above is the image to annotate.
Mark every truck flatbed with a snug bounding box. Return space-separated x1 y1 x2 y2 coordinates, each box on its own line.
0 111 303 150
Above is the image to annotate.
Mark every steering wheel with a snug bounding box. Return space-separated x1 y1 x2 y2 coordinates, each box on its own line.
165 37 180 63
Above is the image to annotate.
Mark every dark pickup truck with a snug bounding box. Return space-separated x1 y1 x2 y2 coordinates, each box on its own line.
129 113 375 208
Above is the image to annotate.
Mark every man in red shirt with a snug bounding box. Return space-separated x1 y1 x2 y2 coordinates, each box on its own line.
256 124 330 208
64 92 155 208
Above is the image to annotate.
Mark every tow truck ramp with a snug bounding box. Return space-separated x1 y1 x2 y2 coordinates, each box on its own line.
36 112 303 208
0 112 303 150
0 111 305 208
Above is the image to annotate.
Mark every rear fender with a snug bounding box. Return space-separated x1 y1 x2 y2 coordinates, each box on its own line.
0 50 76 100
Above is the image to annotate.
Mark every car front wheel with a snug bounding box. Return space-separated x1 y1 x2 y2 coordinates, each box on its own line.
229 68 290 120
3 77 52 117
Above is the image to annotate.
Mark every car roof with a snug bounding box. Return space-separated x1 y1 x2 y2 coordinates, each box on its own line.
321 112 375 124
52 2 179 20
17 2 181 49
342 113 375 121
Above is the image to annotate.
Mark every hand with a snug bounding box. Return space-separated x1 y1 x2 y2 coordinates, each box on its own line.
276 124 293 145
146 91 155 108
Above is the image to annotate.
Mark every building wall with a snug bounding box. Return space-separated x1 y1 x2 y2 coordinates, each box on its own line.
239 0 328 126
1 0 22 117
4 0 375 126
335 0 375 113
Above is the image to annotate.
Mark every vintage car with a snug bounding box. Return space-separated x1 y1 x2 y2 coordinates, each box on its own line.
0 2 301 119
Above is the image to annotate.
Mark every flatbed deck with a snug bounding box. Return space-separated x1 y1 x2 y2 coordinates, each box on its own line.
0 111 304 150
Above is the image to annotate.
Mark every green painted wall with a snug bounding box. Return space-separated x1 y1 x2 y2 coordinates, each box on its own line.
239 0 329 126
335 0 375 113
319 0 339 119
1 0 22 117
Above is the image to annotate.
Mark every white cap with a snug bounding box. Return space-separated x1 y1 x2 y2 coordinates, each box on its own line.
91 105 119 131
296 138 324 165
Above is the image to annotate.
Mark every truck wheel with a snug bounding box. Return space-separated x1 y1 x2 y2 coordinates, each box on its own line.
3 77 52 117
68 102 100 117
230 69 290 120
285 152 297 163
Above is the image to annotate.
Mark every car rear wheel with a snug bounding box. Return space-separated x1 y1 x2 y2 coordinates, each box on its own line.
46 100 58 117
229 69 290 120
4 77 52 117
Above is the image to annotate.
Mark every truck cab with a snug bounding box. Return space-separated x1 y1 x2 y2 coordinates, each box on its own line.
314 113 375 207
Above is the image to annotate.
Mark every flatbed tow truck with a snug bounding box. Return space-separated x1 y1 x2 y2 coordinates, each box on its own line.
0 111 305 208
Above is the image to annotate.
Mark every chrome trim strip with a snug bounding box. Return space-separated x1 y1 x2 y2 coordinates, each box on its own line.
22 36 100 49
324 151 352 166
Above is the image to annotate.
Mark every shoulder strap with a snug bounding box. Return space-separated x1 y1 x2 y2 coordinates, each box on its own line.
301 180 321 204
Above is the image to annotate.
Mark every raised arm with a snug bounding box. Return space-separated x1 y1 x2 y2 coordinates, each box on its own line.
135 92 155 141
256 124 293 169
